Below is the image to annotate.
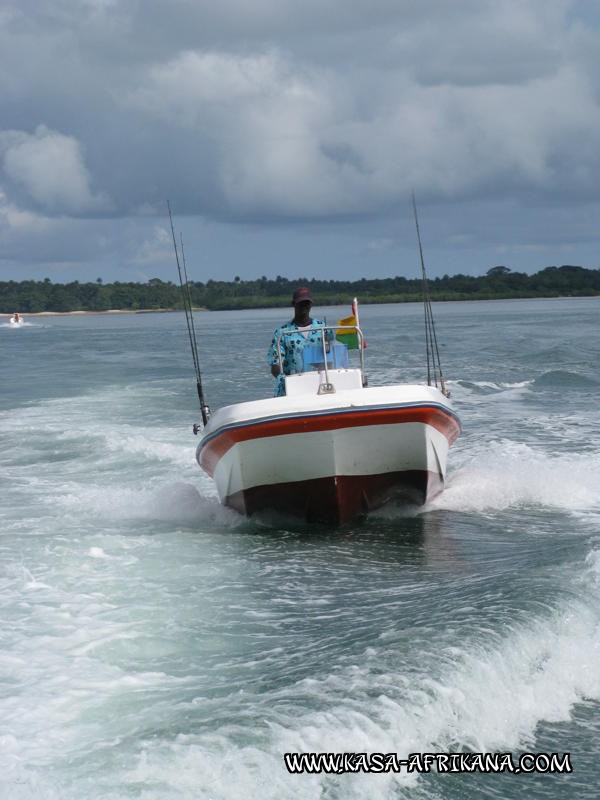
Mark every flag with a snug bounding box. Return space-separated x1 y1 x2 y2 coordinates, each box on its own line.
336 298 366 349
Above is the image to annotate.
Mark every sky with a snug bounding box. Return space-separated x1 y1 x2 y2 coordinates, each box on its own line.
2 0 600 284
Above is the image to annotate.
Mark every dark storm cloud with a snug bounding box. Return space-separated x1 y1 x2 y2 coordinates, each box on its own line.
1 0 600 281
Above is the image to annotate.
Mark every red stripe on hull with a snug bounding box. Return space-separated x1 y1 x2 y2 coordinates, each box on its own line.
200 406 460 477
224 469 444 525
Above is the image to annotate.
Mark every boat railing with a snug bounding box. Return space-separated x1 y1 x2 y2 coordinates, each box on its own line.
275 324 365 393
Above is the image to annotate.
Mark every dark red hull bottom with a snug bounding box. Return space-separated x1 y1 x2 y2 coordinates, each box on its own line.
225 470 444 525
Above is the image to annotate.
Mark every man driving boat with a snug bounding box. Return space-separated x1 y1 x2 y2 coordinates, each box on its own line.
267 287 325 396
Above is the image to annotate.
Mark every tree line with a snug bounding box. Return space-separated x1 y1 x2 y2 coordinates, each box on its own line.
1 266 599 313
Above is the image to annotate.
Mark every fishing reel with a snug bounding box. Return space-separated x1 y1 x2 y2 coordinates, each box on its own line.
192 403 211 434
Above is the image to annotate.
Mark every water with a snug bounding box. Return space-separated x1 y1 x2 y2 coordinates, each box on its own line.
1 298 599 799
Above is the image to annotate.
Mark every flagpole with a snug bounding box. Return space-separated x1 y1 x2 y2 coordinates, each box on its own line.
352 297 360 331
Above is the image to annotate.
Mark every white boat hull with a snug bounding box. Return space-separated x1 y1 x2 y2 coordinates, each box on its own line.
197 375 461 524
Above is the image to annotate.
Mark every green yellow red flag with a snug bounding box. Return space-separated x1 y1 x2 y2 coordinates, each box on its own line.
336 298 365 349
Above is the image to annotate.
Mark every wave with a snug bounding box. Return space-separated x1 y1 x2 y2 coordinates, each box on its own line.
447 379 534 395
534 370 599 389
431 440 600 515
103 431 192 465
52 480 241 528
451 370 598 399
115 548 600 800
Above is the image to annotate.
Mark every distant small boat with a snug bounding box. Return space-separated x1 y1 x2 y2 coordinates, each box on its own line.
10 313 24 326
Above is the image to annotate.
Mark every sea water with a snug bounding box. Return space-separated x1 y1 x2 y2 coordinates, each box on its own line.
1 298 599 799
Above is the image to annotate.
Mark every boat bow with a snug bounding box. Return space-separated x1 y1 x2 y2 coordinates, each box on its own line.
197 375 460 523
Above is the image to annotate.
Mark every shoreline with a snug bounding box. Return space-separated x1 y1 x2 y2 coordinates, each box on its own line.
1 295 596 318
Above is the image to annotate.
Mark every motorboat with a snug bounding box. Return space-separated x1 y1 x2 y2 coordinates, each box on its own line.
196 320 461 524
167 200 461 525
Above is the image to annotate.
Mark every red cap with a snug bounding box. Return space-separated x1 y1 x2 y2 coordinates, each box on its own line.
292 287 313 305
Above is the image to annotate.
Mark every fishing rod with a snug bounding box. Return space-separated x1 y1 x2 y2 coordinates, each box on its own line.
167 201 210 428
411 192 449 398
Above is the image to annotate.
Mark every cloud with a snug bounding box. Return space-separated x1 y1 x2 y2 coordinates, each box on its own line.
124 49 342 215
0 126 112 215
131 225 172 265
123 38 600 219
1 0 600 280
395 2 567 87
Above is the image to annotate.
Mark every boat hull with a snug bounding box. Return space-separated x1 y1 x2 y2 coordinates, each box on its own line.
197 383 460 524
226 469 444 524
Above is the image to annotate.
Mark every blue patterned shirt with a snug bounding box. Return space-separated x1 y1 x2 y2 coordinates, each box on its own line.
268 318 325 396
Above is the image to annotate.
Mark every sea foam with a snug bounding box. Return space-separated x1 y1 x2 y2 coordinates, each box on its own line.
432 440 600 515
